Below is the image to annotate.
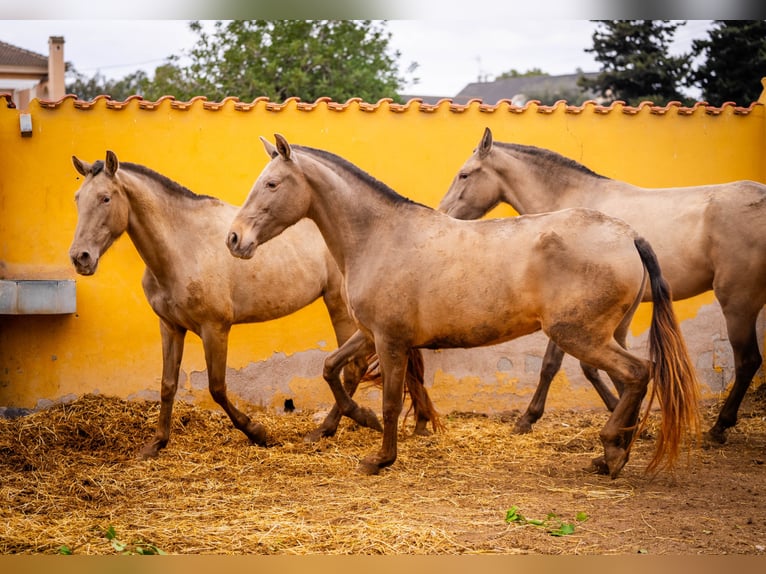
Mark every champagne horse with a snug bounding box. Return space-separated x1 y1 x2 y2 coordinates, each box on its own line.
227 135 700 478
439 128 766 442
68 152 438 458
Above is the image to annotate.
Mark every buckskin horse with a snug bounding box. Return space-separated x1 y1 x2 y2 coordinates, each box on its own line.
226 134 700 478
68 151 438 458
439 127 766 442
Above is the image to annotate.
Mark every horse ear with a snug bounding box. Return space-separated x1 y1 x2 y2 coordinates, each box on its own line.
274 133 292 161
104 150 119 177
478 127 493 159
260 136 279 159
72 155 91 176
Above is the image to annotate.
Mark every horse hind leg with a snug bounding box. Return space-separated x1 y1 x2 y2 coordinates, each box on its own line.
139 320 186 459
552 328 649 478
707 307 763 443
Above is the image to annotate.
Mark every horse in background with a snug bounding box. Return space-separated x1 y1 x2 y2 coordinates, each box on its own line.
439 127 766 442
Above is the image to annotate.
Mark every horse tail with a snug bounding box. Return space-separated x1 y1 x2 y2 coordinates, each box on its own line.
361 349 443 433
634 236 701 473
403 349 445 433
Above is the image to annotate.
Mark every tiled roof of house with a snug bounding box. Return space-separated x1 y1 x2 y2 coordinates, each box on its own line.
0 40 47 69
455 73 599 104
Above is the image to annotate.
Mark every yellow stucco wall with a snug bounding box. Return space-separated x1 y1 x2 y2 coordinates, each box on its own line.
1 86 765 413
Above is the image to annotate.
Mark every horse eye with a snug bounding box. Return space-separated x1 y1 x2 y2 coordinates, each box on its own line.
102 196 111 204
458 173 469 181
266 181 278 192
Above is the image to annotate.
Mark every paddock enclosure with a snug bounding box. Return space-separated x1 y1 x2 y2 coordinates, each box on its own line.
1 86 765 421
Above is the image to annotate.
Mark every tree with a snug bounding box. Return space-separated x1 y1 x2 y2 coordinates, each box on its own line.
690 20 766 106
66 68 151 101
578 20 693 105
496 68 547 79
179 20 410 103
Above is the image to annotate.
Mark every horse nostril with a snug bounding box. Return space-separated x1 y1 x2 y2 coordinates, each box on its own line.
74 251 90 265
228 231 239 248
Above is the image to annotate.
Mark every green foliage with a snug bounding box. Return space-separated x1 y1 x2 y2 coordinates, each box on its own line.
690 20 766 106
579 20 693 106
103 525 166 555
504 505 588 537
66 20 412 104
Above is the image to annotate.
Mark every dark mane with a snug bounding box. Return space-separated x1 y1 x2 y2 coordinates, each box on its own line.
294 145 428 209
494 142 608 180
93 160 217 201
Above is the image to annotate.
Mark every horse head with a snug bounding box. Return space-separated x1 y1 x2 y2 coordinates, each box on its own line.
227 134 311 259
438 127 503 220
68 150 130 275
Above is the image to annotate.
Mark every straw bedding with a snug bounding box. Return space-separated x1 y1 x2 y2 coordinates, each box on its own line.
1 390 764 555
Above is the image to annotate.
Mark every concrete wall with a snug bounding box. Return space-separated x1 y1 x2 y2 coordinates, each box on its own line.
1 87 765 417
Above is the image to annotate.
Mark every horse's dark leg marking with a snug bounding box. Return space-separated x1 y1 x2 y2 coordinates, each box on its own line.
514 339 564 433
707 310 763 443
515 340 620 434
139 319 186 459
202 324 269 446
305 345 371 442
320 330 383 433
583 365 620 410
358 339 409 475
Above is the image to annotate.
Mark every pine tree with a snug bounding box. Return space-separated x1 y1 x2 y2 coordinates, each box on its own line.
690 20 766 106
578 20 692 105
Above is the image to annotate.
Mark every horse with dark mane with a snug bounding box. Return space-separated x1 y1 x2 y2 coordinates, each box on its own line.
227 134 701 478
68 151 439 458
439 128 766 442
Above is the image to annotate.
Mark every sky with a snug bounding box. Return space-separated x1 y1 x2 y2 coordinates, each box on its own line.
0 19 718 100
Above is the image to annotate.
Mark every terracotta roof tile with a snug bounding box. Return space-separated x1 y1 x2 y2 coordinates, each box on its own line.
7 93 763 117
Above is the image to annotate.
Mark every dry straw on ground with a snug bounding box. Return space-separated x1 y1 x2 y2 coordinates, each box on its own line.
1 390 764 555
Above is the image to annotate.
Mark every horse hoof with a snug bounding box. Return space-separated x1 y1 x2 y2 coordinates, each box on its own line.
136 441 167 460
303 427 334 443
246 422 269 446
705 426 728 445
357 458 382 475
589 456 610 475
357 407 383 432
137 445 161 460
512 420 533 434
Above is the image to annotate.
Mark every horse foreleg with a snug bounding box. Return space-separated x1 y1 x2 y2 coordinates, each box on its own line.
358 339 409 475
319 330 382 433
514 339 565 433
139 319 186 459
583 365 620 411
707 313 763 444
202 325 268 446
304 336 373 442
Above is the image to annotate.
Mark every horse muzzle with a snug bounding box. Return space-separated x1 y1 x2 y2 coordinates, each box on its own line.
69 249 99 276
226 230 257 260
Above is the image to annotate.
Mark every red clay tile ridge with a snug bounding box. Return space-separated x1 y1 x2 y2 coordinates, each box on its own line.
16 93 765 116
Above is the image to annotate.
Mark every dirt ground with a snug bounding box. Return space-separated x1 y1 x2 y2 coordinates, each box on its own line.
0 388 764 555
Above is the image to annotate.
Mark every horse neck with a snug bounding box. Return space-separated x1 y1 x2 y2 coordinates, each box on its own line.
302 157 406 274
497 147 597 214
119 170 200 279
